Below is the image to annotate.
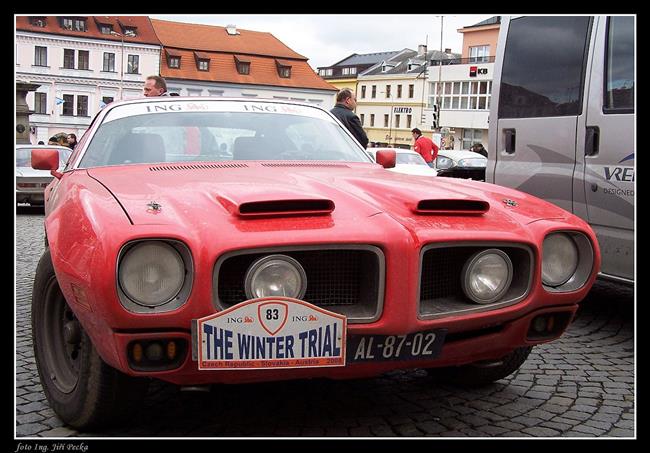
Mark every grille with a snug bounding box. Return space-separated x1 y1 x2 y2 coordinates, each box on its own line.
420 244 532 318
215 247 383 322
149 163 249 171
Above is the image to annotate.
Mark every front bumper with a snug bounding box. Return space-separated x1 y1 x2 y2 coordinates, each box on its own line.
437 168 486 181
109 304 577 385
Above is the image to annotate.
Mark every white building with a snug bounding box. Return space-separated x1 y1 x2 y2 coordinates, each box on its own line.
426 16 501 150
16 16 161 143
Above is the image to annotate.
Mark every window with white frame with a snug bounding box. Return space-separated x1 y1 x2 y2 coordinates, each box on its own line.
34 46 47 66
469 45 490 63
429 81 492 111
127 55 139 74
34 92 47 114
341 67 357 75
462 128 483 149
103 53 115 72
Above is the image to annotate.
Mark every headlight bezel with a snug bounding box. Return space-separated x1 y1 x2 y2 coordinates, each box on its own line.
542 231 594 293
116 239 193 313
461 248 514 304
436 156 454 170
244 254 308 300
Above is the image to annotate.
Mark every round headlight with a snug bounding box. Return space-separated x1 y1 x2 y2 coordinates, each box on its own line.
462 249 513 304
245 254 307 299
119 242 185 307
542 233 579 287
436 156 454 170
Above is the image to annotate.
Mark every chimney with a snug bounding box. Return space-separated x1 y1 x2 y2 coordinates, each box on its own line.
444 48 452 54
418 44 427 56
226 24 239 35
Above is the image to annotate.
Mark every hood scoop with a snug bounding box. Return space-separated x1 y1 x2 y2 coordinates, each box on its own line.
414 199 489 215
237 199 335 218
149 163 249 172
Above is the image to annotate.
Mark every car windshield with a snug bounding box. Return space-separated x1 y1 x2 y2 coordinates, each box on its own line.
16 147 71 168
79 101 372 168
396 152 428 166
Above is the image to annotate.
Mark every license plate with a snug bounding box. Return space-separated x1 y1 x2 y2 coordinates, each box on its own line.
346 330 446 363
194 297 347 370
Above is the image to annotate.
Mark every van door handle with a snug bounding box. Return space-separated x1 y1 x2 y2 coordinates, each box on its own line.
504 129 516 154
585 126 599 157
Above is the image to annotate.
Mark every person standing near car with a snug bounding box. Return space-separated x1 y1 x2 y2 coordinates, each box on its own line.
330 89 369 148
143 75 170 97
411 128 438 168
471 142 488 158
66 133 78 150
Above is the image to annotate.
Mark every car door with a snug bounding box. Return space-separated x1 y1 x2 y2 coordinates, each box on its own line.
580 16 635 281
488 16 593 214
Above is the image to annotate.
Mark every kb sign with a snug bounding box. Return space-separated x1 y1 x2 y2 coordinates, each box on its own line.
469 66 488 77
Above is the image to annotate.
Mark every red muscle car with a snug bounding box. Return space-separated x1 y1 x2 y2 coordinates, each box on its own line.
30 98 600 429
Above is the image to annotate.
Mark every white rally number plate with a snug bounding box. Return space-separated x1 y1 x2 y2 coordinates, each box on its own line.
194 297 347 370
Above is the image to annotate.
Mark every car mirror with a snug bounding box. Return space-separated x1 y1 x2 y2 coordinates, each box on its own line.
32 149 63 179
375 149 396 169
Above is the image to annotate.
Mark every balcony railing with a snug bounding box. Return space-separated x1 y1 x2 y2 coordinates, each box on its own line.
430 56 496 66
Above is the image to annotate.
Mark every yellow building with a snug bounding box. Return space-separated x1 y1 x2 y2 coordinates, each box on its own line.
356 46 459 148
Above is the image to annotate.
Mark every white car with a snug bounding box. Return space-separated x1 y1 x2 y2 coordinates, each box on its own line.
16 144 72 205
436 149 486 181
367 148 437 177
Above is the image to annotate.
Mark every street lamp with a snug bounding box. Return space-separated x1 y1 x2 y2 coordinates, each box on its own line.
110 31 124 100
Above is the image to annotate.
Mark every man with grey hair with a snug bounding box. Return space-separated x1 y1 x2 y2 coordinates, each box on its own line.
330 89 368 148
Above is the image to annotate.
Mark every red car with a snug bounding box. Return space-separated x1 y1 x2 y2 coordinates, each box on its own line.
31 98 600 429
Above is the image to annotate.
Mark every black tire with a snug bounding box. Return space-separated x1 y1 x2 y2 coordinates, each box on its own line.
427 346 533 388
32 249 149 430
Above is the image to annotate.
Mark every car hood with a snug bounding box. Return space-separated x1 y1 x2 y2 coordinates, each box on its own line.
438 150 487 162
389 165 438 177
16 167 54 178
85 162 570 230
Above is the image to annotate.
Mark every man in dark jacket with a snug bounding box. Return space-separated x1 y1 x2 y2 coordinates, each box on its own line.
330 89 369 148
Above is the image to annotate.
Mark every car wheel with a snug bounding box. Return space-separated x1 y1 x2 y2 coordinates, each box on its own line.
427 346 533 387
32 249 149 430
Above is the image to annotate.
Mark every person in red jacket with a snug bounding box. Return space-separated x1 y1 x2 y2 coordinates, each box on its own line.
411 128 439 168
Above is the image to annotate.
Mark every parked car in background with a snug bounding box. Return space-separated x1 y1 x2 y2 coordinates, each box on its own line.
367 147 438 177
16 145 71 205
31 97 600 429
436 149 487 180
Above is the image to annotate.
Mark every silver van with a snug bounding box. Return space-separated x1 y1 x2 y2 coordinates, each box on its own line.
487 16 634 284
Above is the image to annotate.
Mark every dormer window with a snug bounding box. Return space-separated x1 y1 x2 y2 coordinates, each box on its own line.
381 61 396 73
30 17 46 27
62 17 87 32
234 55 251 75
276 59 292 78
194 51 211 71
319 68 333 77
100 25 113 34
166 49 182 69
123 27 136 37
341 67 357 76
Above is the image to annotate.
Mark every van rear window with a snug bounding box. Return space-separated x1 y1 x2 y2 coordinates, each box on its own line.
498 16 592 119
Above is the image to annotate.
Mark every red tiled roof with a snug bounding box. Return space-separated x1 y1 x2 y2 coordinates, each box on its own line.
151 19 305 59
16 16 161 46
159 48 336 91
275 59 294 67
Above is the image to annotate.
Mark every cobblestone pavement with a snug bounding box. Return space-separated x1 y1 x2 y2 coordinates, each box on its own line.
16 207 635 438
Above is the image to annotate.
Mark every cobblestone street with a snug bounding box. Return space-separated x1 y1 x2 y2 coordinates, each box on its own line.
16 207 635 438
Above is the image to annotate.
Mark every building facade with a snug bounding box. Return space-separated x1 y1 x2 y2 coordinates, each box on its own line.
16 16 161 143
426 16 501 150
317 50 406 93
151 20 337 106
357 46 459 148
